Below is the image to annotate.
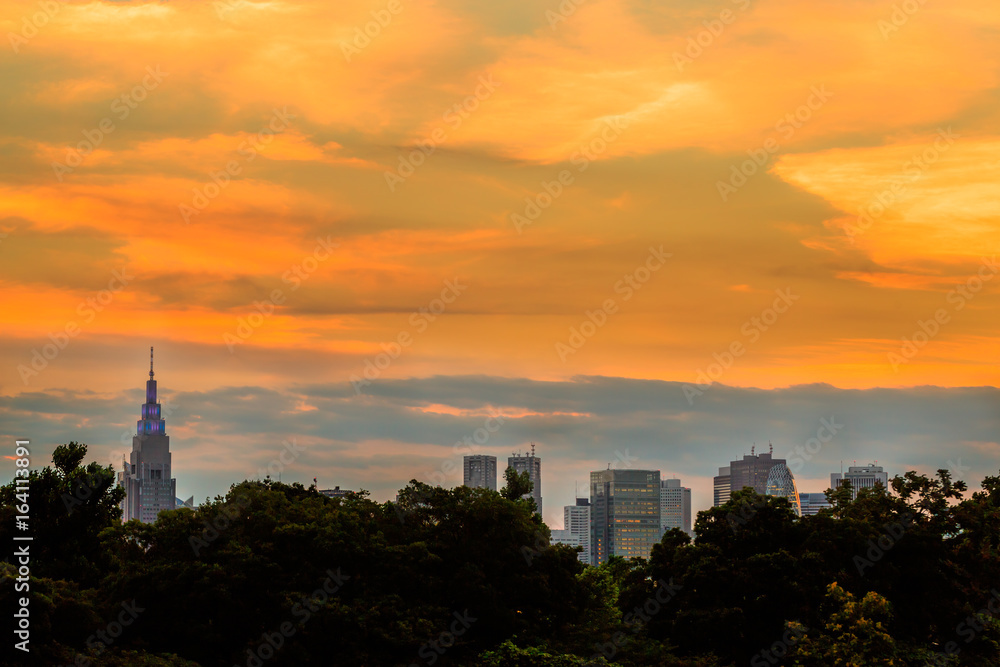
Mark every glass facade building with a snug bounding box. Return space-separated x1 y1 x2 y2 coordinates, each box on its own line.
765 463 801 516
590 469 661 565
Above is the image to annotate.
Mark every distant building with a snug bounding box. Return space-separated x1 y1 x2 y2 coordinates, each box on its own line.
558 498 591 564
714 445 786 506
119 348 178 523
660 479 692 536
463 455 497 491
799 492 832 516
713 466 731 506
765 463 801 516
832 464 889 500
591 469 660 565
175 496 195 510
549 529 586 560
319 486 353 498
508 444 542 515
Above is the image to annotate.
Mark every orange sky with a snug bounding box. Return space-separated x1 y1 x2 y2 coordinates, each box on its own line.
2 0 998 395
1 0 999 519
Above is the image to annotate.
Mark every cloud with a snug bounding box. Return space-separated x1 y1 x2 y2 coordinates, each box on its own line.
1 375 997 527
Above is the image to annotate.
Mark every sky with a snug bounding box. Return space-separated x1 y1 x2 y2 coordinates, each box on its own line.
0 0 997 527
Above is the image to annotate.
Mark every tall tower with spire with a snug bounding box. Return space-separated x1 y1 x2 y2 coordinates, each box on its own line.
118 347 177 522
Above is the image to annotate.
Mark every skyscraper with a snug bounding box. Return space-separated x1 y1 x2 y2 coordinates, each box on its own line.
559 498 591 563
713 466 731 506
765 463 801 516
831 464 889 500
798 492 832 516
660 478 692 536
463 454 497 491
119 348 177 523
590 469 660 565
714 445 786 505
508 444 542 515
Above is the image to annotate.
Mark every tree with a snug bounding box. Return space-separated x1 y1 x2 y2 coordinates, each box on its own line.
502 466 534 503
787 583 948 666
0 442 124 586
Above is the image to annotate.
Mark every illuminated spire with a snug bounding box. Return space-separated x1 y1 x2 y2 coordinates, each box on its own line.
138 347 165 437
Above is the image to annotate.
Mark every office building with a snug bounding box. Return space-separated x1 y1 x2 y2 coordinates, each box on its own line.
798 492 832 516
765 463 801 516
557 498 591 563
463 454 497 491
831 464 889 500
660 478 692 536
714 445 786 506
319 486 353 498
118 348 177 523
550 529 585 559
590 469 660 565
508 444 542 515
714 466 731 506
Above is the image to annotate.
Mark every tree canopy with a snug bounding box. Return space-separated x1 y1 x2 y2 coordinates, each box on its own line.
2 443 999 666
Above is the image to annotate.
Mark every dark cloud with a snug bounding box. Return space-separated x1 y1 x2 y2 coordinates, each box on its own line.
2 375 997 525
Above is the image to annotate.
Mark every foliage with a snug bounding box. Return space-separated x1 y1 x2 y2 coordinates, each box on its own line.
2 443 999 666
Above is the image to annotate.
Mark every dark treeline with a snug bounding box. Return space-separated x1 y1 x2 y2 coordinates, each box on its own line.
2 443 999 666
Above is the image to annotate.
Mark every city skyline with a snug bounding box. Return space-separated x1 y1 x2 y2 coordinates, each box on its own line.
2 1 998 664
0 0 997 533
2 346 997 529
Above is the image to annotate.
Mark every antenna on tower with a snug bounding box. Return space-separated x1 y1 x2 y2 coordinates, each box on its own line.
769 441 773 455
149 346 154 378
530 442 536 457
751 443 755 456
